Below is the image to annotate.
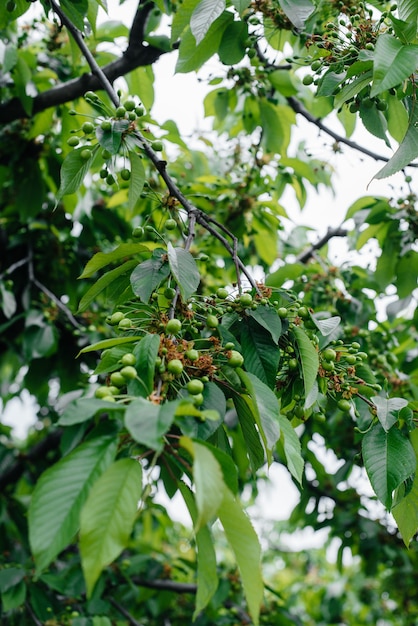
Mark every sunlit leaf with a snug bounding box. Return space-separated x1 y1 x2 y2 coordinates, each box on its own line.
371 396 408 432
292 326 319 400
190 0 225 45
167 242 200 300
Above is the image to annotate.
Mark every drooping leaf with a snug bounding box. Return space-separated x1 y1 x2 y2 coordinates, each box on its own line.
128 150 145 210
278 0 315 29
130 248 171 302
371 396 408 432
80 458 142 596
79 243 149 278
240 319 280 388
131 333 161 397
190 0 226 45
278 414 304 484
125 397 177 452
95 119 129 154
362 422 416 509
292 326 319 401
218 488 263 626
218 20 247 65
181 437 226 531
249 306 282 344
392 429 418 546
233 393 266 472
179 483 218 619
371 34 418 98
56 145 99 203
238 370 281 462
28 427 118 573
78 260 138 313
58 397 124 426
374 98 418 179
167 242 200 300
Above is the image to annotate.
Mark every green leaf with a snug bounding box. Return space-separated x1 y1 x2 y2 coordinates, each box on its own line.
125 397 177 452
372 396 408 432
240 319 280 388
231 0 251 14
359 104 391 148
2 580 26 611
79 336 141 355
190 0 225 45
259 101 290 154
60 0 89 32
95 119 129 154
58 397 124 426
181 437 226 530
292 326 319 403
128 150 145 211
28 428 118 573
0 283 17 319
179 483 218 619
373 100 418 179
56 145 99 203
80 458 142 596
233 394 265 472
392 430 418 546
249 305 282 344
396 250 418 298
278 0 315 29
167 242 200 300
398 0 418 24
78 260 138 313
371 34 418 98
0 567 25 592
131 333 161 397
238 370 280 461
130 249 170 303
278 414 304 484
334 70 373 109
218 488 263 626
171 0 200 42
362 422 416 510
218 20 247 65
176 11 232 73
79 243 149 278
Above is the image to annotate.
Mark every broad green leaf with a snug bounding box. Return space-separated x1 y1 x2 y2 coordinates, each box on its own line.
0 283 17 319
0 568 25 592
260 100 289 154
278 415 304 484
398 0 418 24
249 306 282 344
176 12 233 73
79 243 149 278
392 430 418 546
60 0 88 32
28 428 118 573
242 95 260 133
387 95 409 142
56 145 99 203
238 370 281 461
179 483 218 619
313 315 341 336
359 104 390 148
95 119 129 154
130 248 171 302
372 396 408 432
171 0 200 42
58 397 124 426
374 102 418 179
167 242 200 300
218 488 263 626
218 20 247 65
125 397 177 452
2 580 26 612
396 250 418 298
78 260 138 313
240 320 280 388
292 326 319 401
278 0 315 29
190 0 225 45
233 394 265 472
371 34 418 98
131 333 161 397
362 422 416 509
231 0 251 14
181 437 226 530
334 70 373 109
80 458 142 596
128 150 145 211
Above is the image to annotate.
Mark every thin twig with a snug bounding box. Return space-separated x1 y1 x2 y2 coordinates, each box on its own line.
108 597 144 626
33 277 84 331
49 0 119 107
25 602 43 626
0 256 29 280
296 226 348 263
132 578 197 594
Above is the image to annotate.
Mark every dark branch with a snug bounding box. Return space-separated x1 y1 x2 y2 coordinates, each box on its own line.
108 597 145 626
296 226 348 264
0 2 169 123
132 578 197 593
287 96 418 168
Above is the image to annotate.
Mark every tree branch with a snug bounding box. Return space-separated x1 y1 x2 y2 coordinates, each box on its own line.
296 226 348 264
287 96 418 168
132 578 197 593
0 2 169 123
108 597 145 626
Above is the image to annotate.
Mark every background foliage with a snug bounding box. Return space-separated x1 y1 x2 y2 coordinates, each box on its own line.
0 0 417 624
